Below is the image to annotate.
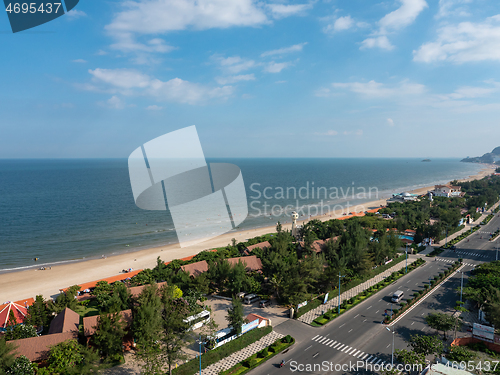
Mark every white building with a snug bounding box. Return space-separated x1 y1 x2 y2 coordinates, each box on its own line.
387 192 418 203
432 185 464 198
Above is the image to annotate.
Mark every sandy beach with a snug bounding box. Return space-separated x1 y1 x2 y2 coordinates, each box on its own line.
0 164 495 303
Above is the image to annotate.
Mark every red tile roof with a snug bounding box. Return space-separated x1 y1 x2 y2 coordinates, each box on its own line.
128 281 167 298
226 256 263 272
245 241 271 253
48 308 80 334
11 332 77 362
180 260 209 278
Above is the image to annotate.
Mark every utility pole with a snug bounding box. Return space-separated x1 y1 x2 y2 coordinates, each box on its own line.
199 335 202 375
460 271 464 303
405 244 408 274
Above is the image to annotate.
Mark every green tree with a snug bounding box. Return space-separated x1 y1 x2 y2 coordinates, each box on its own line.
425 312 457 340
25 295 50 331
4 324 37 341
49 285 80 313
395 349 426 368
447 346 475 362
226 295 245 335
44 339 85 374
0 337 16 375
161 288 191 375
133 284 164 374
92 281 113 312
107 282 131 313
6 355 35 375
92 312 126 359
408 334 443 357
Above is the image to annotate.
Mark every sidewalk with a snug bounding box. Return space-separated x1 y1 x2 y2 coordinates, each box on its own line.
201 330 284 375
435 202 500 247
297 255 420 325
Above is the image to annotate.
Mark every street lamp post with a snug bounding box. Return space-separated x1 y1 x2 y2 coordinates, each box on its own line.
199 335 202 375
386 327 395 366
405 244 408 274
460 271 464 303
338 272 345 315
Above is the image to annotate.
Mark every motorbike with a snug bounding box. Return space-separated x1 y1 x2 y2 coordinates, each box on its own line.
280 360 285 368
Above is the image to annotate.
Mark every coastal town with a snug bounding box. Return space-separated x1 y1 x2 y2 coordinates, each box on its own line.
2 167 500 374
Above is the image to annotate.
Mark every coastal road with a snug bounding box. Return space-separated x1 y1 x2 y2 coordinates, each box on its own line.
248 215 500 374
250 259 458 375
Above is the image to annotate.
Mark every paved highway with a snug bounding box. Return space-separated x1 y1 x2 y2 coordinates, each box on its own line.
251 211 500 374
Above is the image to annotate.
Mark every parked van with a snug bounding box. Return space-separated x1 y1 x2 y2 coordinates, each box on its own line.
243 293 260 304
391 290 404 303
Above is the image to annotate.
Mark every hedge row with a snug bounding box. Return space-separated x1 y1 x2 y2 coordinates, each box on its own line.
219 335 295 375
312 258 425 326
384 260 462 323
295 254 407 318
172 327 272 375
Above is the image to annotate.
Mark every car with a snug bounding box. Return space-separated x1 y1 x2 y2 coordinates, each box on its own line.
451 245 456 250
259 300 271 308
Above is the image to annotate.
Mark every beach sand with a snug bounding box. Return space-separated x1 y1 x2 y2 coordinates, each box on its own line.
0 164 495 303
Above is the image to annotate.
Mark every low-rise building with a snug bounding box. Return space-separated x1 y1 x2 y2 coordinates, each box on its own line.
432 185 464 198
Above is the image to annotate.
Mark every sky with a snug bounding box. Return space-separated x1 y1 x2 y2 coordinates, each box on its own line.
1 0 500 158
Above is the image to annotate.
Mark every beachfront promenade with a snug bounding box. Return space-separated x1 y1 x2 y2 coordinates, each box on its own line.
297 255 420 325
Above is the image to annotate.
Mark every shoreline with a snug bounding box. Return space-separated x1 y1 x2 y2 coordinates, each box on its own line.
0 164 494 303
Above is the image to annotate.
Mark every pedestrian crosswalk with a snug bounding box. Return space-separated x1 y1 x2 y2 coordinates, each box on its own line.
311 335 387 365
435 258 475 267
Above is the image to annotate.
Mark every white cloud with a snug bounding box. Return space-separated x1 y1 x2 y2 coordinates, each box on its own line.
66 9 87 19
343 129 363 136
213 55 258 74
266 3 312 19
110 35 175 54
264 61 290 73
361 0 427 50
333 16 354 31
379 0 428 33
86 68 233 105
261 42 307 57
72 59 87 63
146 105 163 110
215 74 255 85
102 96 125 109
96 50 107 56
89 68 151 89
314 130 338 136
413 16 500 63
387 118 395 126
360 36 394 50
331 80 426 98
106 0 268 35
315 88 331 97
275 80 287 84
436 0 472 19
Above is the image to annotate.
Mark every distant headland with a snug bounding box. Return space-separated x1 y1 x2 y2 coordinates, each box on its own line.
461 146 500 165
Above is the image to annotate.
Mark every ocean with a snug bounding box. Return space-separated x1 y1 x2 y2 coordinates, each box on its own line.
0 158 484 271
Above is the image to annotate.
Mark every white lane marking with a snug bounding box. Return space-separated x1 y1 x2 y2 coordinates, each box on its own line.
348 329 353 333
375 310 379 314
363 319 367 322
375 359 382 365
318 337 328 344
367 305 372 309
329 341 337 347
370 357 378 363
305 345 312 351
334 343 343 350
407 280 411 283
411 322 415 325
354 314 359 318
313 353 319 358
339 323 345 328
347 348 357 355
311 335 319 341
325 333 330 338
341 346 351 352
365 355 373 362
361 353 369 360
386 344 391 348
313 336 322 341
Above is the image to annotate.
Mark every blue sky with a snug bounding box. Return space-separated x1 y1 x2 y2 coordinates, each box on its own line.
1 0 500 158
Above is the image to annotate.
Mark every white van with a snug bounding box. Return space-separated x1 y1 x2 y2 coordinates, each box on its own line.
243 293 260 305
392 290 404 303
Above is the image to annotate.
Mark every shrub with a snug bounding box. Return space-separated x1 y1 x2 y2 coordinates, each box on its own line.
393 308 399 315
400 301 406 307
283 335 293 344
447 346 476 362
246 358 258 368
260 347 269 358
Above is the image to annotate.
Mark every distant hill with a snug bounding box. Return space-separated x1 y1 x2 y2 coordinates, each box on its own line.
461 147 500 164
